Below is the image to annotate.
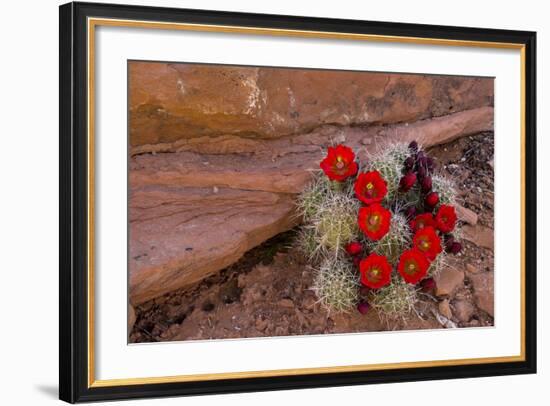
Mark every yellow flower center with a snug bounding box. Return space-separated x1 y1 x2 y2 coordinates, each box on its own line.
335 156 345 169
420 240 430 250
408 263 416 271
366 182 374 190
370 268 380 277
369 214 380 226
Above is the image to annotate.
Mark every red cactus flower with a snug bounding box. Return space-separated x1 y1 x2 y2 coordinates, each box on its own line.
354 171 388 205
435 204 457 233
358 203 391 241
345 241 363 256
359 254 392 289
410 213 435 233
425 192 439 208
412 226 443 261
319 144 358 182
399 172 417 192
397 248 430 284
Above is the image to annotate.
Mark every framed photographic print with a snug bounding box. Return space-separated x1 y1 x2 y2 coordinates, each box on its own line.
59 1 537 403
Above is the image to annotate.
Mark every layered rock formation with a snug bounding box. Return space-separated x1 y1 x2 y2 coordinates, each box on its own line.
129 62 494 304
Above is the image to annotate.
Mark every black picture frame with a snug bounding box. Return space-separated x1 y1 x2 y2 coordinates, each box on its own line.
59 1 537 403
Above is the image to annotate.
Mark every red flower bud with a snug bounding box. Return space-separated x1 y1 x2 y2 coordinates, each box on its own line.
425 192 439 208
444 235 455 251
419 277 436 292
353 256 362 267
421 176 433 192
417 156 428 168
345 241 363 256
399 172 417 192
357 301 371 315
404 206 417 220
408 141 418 153
404 156 415 169
417 165 427 180
449 241 462 254
416 150 426 161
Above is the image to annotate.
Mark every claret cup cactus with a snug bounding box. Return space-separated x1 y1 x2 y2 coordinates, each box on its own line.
297 141 462 318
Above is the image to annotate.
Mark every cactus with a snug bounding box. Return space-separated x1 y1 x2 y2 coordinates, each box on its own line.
299 141 461 316
313 257 360 313
297 173 360 254
368 275 417 319
365 142 410 202
432 174 457 207
366 213 411 266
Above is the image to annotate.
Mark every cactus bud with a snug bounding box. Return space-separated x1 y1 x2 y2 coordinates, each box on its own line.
449 241 462 254
399 172 417 192
425 192 439 208
420 277 436 292
405 206 417 220
357 301 371 315
421 176 433 192
345 241 363 256
404 156 415 169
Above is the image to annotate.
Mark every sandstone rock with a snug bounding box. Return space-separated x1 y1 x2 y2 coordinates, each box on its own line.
453 300 475 322
432 309 457 328
129 62 493 153
466 263 481 274
469 272 494 316
438 299 453 319
435 268 465 297
382 107 493 149
255 317 269 332
129 187 297 304
128 304 136 333
278 299 295 308
456 204 478 225
131 106 493 158
429 76 494 117
462 225 494 250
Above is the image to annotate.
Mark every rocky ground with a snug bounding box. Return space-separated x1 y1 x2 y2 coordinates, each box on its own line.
130 132 495 343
